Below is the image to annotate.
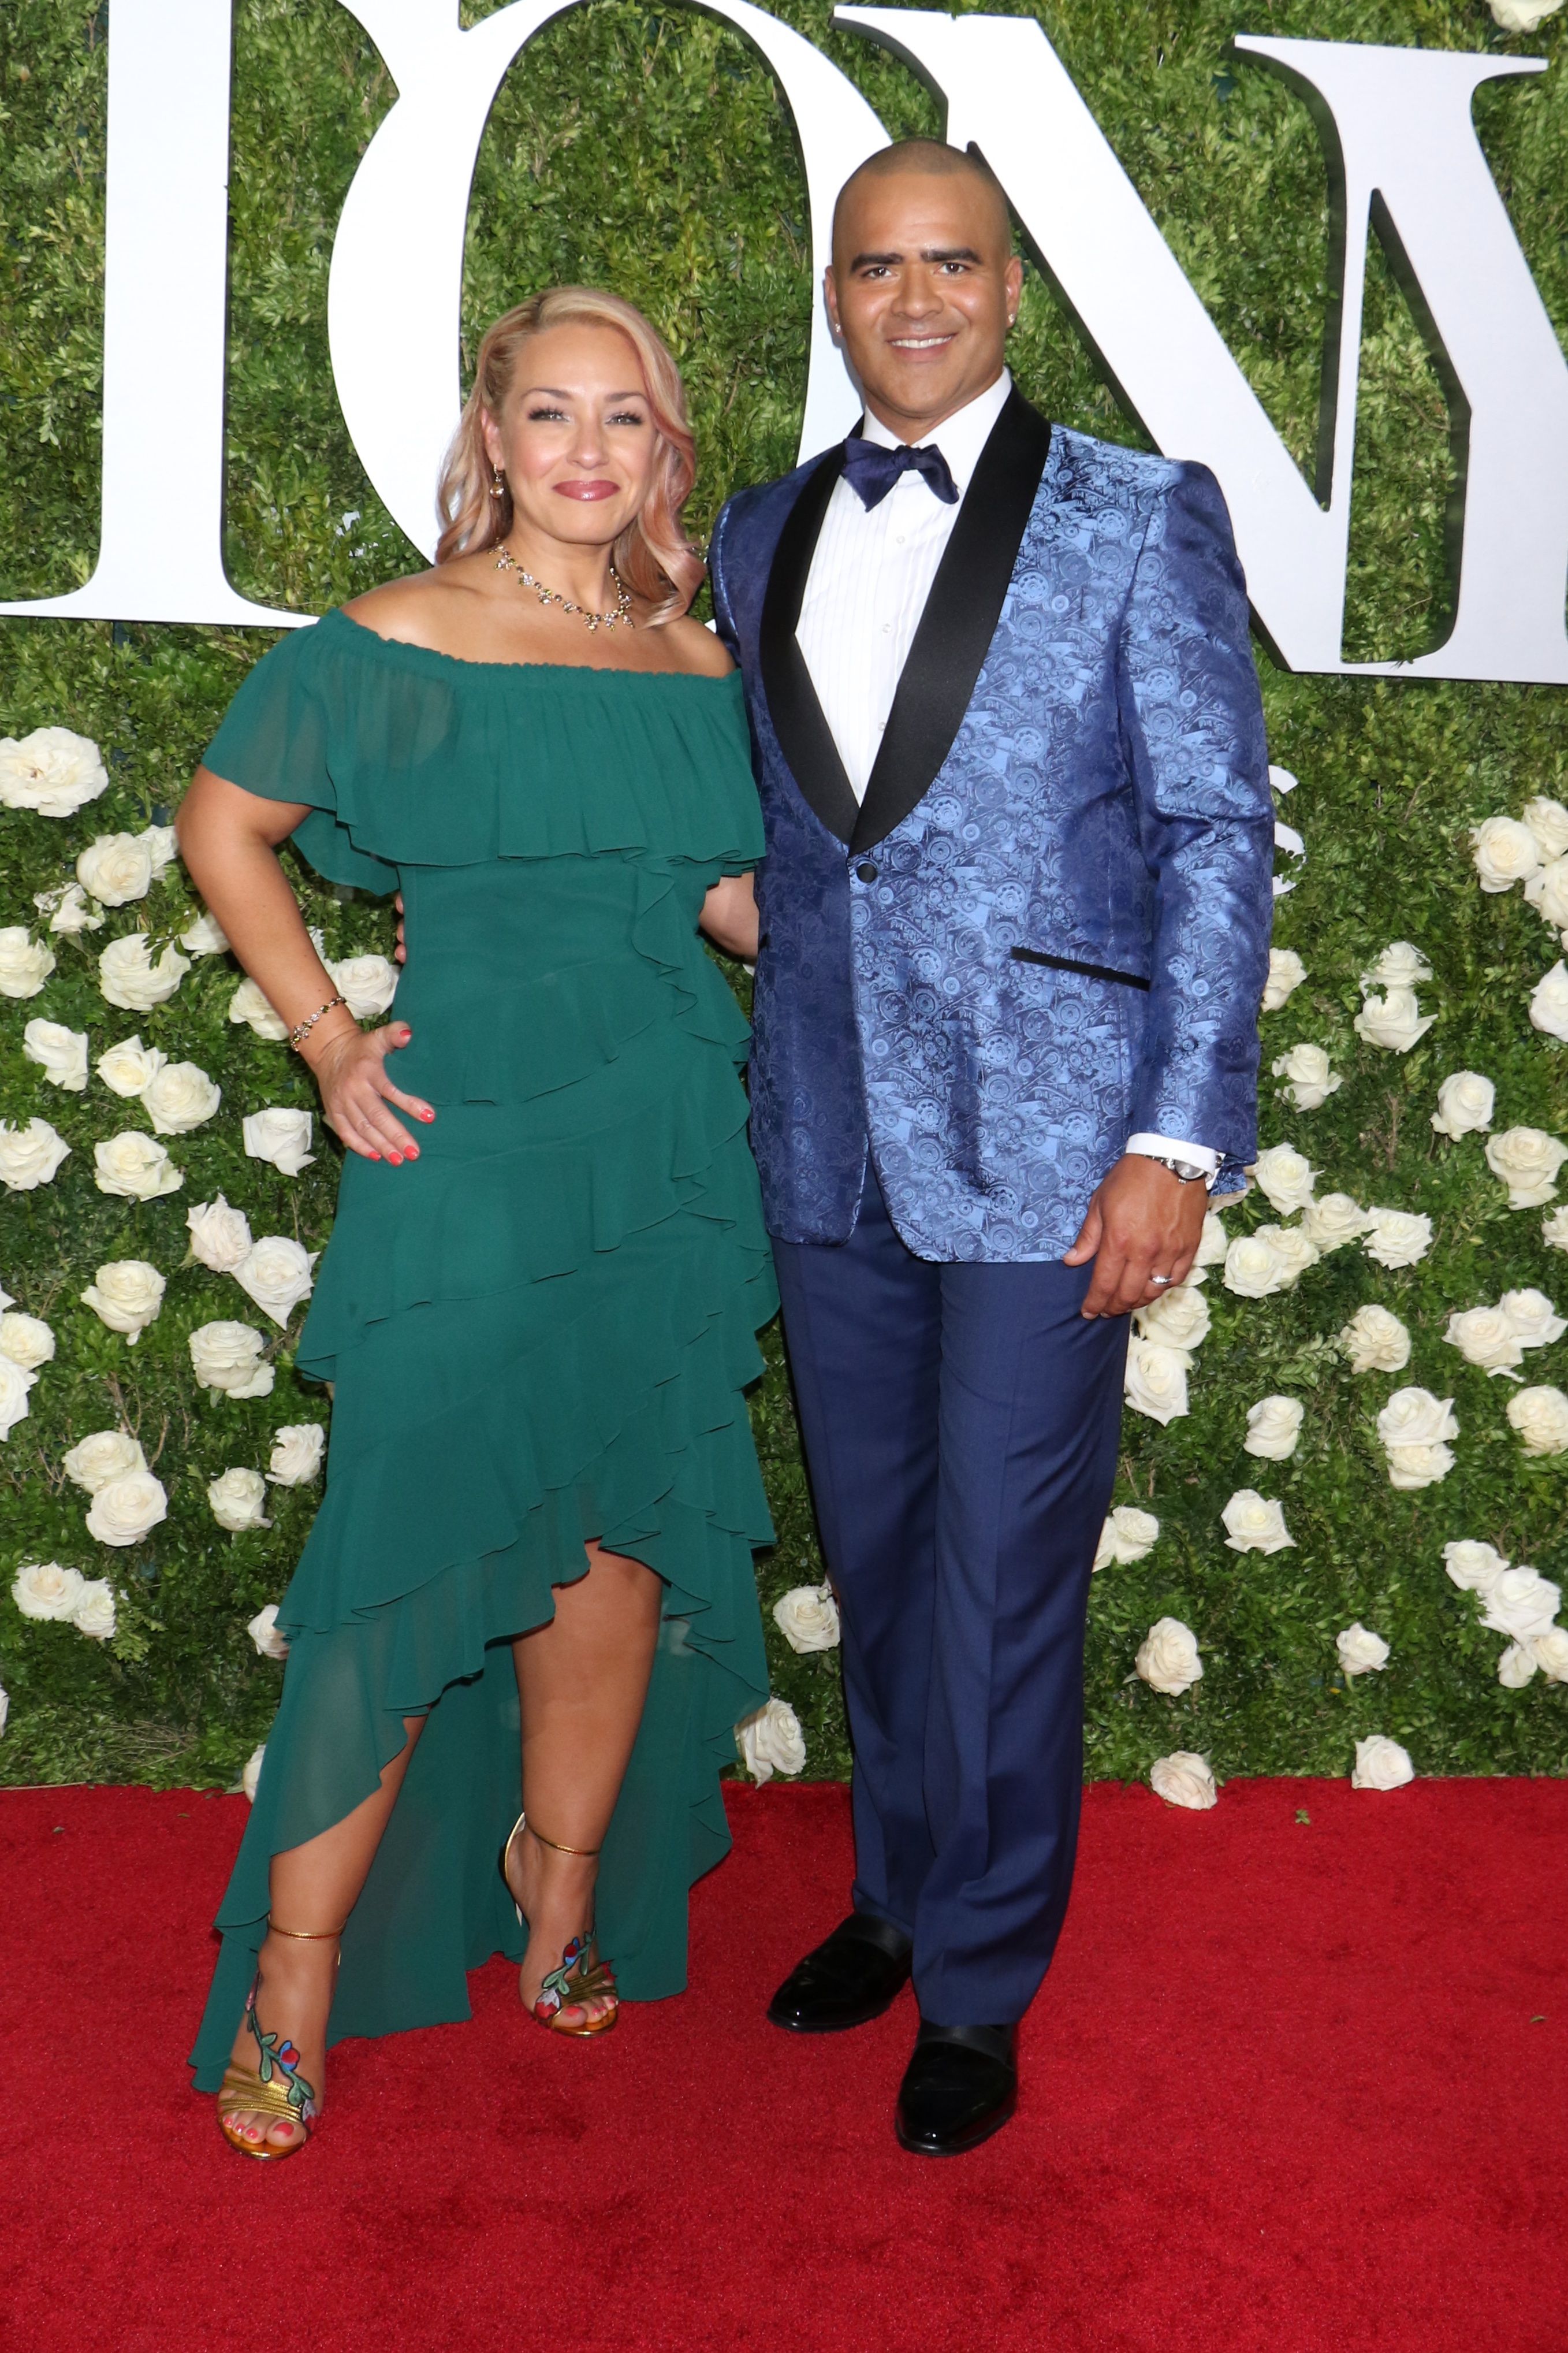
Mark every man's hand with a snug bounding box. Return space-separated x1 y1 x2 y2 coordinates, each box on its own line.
1063 1155 1209 1318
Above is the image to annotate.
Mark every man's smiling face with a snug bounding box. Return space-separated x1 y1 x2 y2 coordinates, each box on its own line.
825 162 1022 441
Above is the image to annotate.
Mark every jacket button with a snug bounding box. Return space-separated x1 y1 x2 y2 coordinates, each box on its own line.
855 861 878 883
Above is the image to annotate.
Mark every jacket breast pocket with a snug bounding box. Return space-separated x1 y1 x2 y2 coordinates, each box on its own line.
1008 946 1150 991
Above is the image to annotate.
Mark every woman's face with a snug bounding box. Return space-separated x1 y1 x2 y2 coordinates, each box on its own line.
482 323 659 553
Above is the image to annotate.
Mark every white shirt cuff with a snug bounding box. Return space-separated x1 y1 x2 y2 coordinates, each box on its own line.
1126 1133 1221 1182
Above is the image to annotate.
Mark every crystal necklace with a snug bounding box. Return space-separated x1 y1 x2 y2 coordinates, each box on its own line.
494 542 635 632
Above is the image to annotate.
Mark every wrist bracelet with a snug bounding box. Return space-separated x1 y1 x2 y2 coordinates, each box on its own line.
288 993 349 1050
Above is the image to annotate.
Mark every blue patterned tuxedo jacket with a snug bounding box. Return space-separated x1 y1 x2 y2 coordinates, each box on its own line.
710 389 1274 1262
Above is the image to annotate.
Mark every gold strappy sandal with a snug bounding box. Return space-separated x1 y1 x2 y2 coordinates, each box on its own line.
502 1813 619 2038
217 1921 344 2161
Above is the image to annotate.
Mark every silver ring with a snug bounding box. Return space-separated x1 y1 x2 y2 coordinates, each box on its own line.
1148 1273 1173 1286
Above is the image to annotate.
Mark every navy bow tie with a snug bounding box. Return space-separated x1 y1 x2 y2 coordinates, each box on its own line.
841 435 959 512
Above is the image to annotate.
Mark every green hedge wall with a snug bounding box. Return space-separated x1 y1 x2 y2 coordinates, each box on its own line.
2 0 1566 1790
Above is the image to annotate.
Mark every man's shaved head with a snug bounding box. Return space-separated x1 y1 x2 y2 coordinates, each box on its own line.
832 139 1011 259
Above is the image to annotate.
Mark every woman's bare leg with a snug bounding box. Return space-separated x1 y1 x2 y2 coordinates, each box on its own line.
224 1716 424 2151
508 1542 663 2027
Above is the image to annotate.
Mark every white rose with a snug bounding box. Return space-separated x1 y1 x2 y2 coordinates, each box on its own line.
1097 1505 1160 1568
46 883 103 935
1506 1383 1568 1456
1255 1224 1320 1287
1194 1209 1231 1267
233 1236 317 1328
1133 1283 1210 1351
72 1579 117 1641
140 1060 221 1136
1353 986 1434 1054
229 976 289 1042
97 932 189 1012
1221 1488 1294 1555
1471 813 1541 890
0 1358 36 1439
1335 1623 1390 1678
1499 1288 1566 1350
267 1423 326 1486
187 1194 253 1273
1498 1641 1539 1689
1478 1565 1561 1642
1149 1752 1216 1810
140 824 178 880
1377 1386 1459 1449
1261 948 1306 1012
1299 1194 1371 1253
243 1107 315 1177
0 926 57 999
1528 962 1568 1042
76 831 154 907
0 1312 55 1371
12 1561 86 1621
1123 1338 1190 1425
1442 1539 1509 1595
85 1469 169 1547
0 726 108 816
1530 1626 1568 1683
329 953 398 1020
188 1320 275 1399
1250 1144 1317 1215
1485 1126 1568 1209
1223 1232 1290 1299
735 1696 806 1783
22 1019 88 1091
247 1602 289 1659
1431 1071 1495 1140
1444 1304 1524 1376
179 907 230 955
1544 1208 1568 1252
1524 857 1568 934
772 1584 841 1653
241 1744 266 1801
1135 1616 1203 1697
94 1131 182 1202
0 1118 70 1191
1360 941 1432 991
62 1429 147 1493
1271 1042 1340 1111
80 1259 166 1344
1243 1395 1303 1460
1350 1735 1414 1791
1522 794 1568 858
1384 1443 1454 1491
208 1467 273 1533
1362 1207 1432 1272
96 1035 166 1097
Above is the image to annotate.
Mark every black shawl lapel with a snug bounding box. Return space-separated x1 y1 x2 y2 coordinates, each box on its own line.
758 443 861 846
852 389 1053 855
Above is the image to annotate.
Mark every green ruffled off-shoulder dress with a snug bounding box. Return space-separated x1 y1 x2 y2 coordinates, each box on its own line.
190 609 775 2090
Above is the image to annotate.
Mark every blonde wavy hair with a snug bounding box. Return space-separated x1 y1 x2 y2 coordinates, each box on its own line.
435 288 703 623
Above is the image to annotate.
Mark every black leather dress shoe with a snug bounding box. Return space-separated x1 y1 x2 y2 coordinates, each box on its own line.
895 2022 1018 2157
766 1913 913 2033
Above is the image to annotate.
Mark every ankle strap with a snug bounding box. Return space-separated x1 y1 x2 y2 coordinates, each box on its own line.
269 1920 347 1940
527 1821 601 1859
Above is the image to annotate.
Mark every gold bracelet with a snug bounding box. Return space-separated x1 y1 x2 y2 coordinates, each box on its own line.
288 993 349 1050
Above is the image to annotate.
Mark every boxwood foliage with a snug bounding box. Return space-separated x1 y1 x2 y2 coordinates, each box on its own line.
1 0 1565 1789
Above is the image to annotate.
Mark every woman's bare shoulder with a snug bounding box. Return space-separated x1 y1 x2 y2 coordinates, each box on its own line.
657 614 735 679
343 564 489 648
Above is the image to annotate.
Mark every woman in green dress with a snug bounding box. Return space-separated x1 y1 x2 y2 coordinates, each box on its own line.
180 287 771 2158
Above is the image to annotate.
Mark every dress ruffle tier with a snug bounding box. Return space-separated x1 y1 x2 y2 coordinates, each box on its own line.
191 616 775 2090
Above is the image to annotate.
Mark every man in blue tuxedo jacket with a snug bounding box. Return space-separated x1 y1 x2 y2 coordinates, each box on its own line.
710 140 1273 2156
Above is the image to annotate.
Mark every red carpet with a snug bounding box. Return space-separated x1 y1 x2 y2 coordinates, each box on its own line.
4 1777 1566 2353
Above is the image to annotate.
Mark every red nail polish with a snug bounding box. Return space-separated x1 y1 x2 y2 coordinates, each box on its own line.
405 1146 419 1160
368 1151 381 1161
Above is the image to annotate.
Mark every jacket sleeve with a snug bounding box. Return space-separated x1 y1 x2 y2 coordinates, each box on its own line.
709 497 742 669
1118 460 1273 1185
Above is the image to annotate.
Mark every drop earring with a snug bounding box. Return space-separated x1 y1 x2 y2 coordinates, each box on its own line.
489 467 505 502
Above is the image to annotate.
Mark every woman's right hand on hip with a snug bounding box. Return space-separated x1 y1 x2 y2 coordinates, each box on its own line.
311 1022 434 1166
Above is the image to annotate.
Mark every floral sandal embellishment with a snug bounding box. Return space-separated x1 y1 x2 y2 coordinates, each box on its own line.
532 1932 619 2035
